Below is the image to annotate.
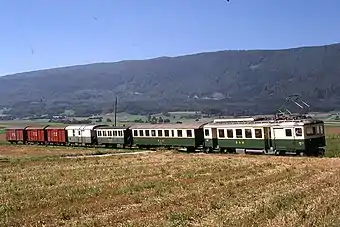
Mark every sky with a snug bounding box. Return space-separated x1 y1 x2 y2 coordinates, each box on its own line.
0 0 340 76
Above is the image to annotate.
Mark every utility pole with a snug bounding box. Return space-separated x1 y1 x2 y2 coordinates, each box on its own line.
114 96 118 126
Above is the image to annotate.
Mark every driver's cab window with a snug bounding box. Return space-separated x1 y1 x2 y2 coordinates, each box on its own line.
295 128 302 137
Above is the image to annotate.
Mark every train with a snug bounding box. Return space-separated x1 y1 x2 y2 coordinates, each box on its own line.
4 115 326 156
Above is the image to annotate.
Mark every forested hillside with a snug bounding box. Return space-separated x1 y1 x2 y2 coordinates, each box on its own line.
1 43 340 117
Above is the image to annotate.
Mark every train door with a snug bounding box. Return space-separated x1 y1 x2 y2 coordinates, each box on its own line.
211 128 218 148
272 127 295 151
81 129 86 145
264 127 272 151
79 129 84 144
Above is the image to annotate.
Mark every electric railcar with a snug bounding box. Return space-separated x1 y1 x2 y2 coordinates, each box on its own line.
203 117 325 156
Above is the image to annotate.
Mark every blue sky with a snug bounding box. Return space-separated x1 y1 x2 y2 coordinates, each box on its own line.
0 0 339 76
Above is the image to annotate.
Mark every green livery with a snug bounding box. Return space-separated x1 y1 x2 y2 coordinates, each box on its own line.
133 137 197 147
203 117 326 156
97 137 125 145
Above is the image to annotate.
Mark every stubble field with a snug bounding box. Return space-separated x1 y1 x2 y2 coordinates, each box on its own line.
1 126 340 226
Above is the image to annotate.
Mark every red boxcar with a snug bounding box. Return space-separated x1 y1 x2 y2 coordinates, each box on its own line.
46 126 67 145
26 126 48 144
5 126 28 143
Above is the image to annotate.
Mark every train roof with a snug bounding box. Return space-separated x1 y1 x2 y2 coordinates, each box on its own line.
205 118 324 127
5 126 28 130
129 122 209 130
25 125 49 130
65 125 107 130
94 125 130 130
45 125 68 130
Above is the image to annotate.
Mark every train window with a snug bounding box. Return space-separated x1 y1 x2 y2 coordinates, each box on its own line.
108 131 112 137
119 131 123 137
73 130 75 136
139 130 144 137
78 131 81 136
204 129 209 136
285 129 292 137
103 131 107 137
113 131 117 136
316 126 320 134
165 130 169 137
133 130 138 137
171 130 175 137
218 129 225 138
320 126 324 134
177 130 183 137
227 129 233 138
254 129 261 138
97 131 101 136
245 129 252 138
187 130 192 137
151 130 156 136
295 128 302 137
145 130 150 137
236 129 242 138
306 127 314 136
158 130 163 137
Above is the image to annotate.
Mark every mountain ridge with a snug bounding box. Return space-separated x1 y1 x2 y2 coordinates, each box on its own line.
3 42 339 78
1 43 340 117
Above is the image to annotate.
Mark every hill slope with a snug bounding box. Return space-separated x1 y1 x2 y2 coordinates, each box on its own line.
1 43 340 117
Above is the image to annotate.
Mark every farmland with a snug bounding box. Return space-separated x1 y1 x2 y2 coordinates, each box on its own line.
0 126 340 226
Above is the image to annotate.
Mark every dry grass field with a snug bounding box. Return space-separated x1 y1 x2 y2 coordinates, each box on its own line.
1 146 340 226
1 126 340 226
0 133 5 142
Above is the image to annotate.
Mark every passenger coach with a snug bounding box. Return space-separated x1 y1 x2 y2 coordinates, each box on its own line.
94 126 132 148
129 123 207 151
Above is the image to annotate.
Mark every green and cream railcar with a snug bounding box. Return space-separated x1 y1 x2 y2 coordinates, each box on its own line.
203 118 326 156
203 118 268 153
94 126 132 147
130 123 207 151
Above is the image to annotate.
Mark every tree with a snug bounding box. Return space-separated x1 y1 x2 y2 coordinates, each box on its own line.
163 112 171 117
151 116 158 124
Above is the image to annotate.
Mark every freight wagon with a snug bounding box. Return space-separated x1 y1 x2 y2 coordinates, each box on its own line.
65 125 103 146
5 126 27 144
25 126 48 144
46 126 68 145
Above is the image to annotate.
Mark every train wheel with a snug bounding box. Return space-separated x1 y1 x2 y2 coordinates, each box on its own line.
186 147 195 152
227 148 236 154
205 147 212 153
318 149 325 157
298 151 306 157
